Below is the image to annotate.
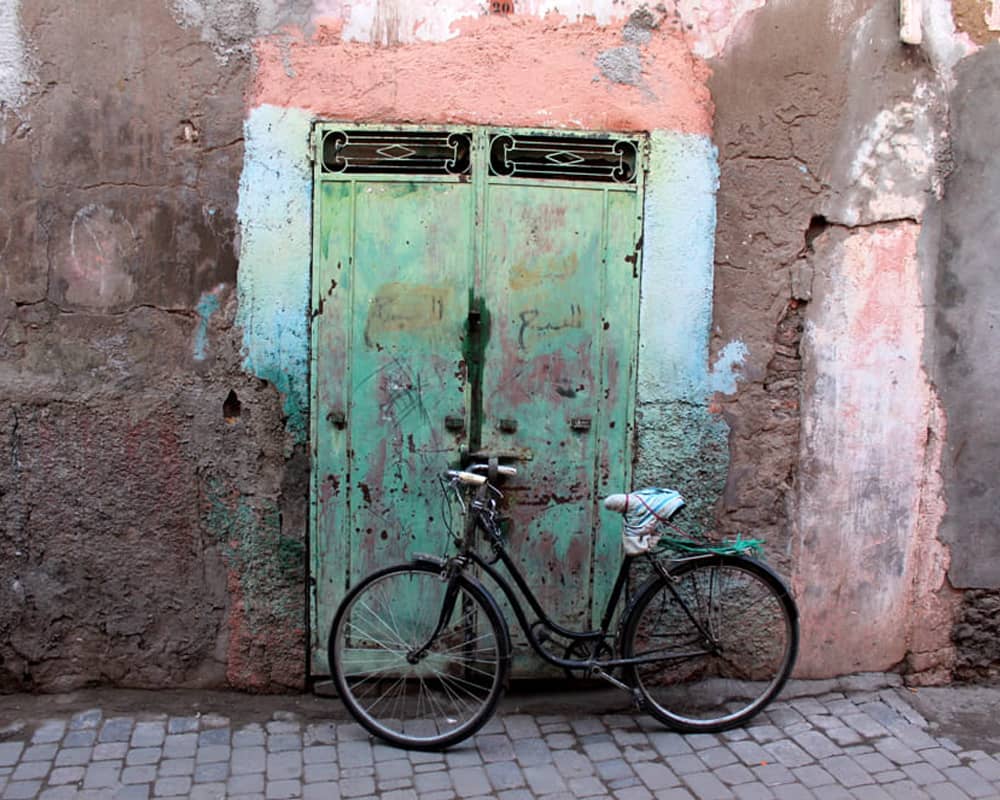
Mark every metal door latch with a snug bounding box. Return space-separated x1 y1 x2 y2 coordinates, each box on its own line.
498 418 518 434
445 415 465 433
327 410 347 429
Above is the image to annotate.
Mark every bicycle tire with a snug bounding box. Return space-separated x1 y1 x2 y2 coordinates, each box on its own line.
329 562 510 750
621 554 798 733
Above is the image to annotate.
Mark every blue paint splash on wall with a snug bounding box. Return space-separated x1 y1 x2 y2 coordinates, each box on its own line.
708 339 749 394
638 131 720 402
193 290 221 361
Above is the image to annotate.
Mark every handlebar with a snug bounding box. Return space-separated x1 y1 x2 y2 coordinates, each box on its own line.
447 470 487 486
466 463 517 477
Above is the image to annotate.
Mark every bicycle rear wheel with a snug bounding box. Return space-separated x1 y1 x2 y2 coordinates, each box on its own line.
622 554 798 732
329 562 510 750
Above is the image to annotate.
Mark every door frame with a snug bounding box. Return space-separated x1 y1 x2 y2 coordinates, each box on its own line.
307 123 647 675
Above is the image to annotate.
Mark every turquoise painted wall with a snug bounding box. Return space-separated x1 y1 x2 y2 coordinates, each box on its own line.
634 131 729 526
236 104 313 442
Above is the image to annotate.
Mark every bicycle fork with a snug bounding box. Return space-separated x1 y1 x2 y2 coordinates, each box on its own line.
405 567 464 664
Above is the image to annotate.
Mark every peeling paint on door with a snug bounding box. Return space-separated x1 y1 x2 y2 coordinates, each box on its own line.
310 125 645 674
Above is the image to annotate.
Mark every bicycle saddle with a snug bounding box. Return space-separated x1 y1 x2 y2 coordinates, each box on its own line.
604 488 685 556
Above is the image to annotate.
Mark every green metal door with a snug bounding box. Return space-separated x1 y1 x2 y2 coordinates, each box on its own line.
311 127 643 674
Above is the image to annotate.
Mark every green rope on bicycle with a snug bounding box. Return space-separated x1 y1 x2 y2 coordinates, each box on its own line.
653 532 764 557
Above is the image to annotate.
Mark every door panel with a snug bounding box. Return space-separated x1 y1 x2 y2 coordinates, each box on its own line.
311 127 643 674
349 181 472 579
480 185 604 631
312 177 473 660
479 179 641 657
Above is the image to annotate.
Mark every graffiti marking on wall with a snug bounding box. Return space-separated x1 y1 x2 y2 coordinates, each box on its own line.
66 204 138 309
517 305 584 350
364 283 452 345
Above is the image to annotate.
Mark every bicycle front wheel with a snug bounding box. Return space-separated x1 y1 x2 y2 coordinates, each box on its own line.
622 554 798 733
329 562 510 750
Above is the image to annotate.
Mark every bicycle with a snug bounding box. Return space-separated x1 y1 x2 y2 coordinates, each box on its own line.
328 460 799 750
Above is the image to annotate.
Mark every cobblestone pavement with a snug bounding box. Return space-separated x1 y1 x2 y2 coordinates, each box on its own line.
1 682 999 800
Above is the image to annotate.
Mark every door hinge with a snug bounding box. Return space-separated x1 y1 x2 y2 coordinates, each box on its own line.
308 127 319 164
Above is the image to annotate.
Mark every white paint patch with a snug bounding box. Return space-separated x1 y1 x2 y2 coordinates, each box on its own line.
921 0 980 80
169 0 249 60
708 339 749 394
312 0 763 56
0 0 32 109
899 0 922 44
315 0 645 43
169 0 312 60
987 0 1000 31
841 83 941 225
670 0 767 58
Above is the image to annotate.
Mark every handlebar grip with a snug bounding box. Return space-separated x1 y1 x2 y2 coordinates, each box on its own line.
447 470 487 486
465 463 518 477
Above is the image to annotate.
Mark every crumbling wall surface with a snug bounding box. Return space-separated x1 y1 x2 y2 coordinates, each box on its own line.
0 0 309 691
931 47 1000 589
953 590 1000 681
928 45 1000 678
707 0 848 579
709 0 972 679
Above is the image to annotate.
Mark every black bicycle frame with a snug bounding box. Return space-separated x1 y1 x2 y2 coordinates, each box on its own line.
458 497 714 672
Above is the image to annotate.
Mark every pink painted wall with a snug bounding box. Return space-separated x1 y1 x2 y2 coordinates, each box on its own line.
793 223 956 678
250 14 712 134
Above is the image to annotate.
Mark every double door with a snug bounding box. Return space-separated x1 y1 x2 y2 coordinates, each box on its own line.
310 127 644 674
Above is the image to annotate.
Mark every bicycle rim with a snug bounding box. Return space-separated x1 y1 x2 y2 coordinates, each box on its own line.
624 555 798 732
329 564 507 750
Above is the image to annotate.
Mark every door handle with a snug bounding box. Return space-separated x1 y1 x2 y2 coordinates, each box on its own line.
444 415 465 433
570 417 591 432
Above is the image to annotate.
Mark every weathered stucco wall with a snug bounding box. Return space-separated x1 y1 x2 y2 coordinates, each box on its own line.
795 223 949 677
708 0 997 683
1 0 729 690
927 44 1000 680
2 0 999 690
930 46 1000 590
0 0 311 691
